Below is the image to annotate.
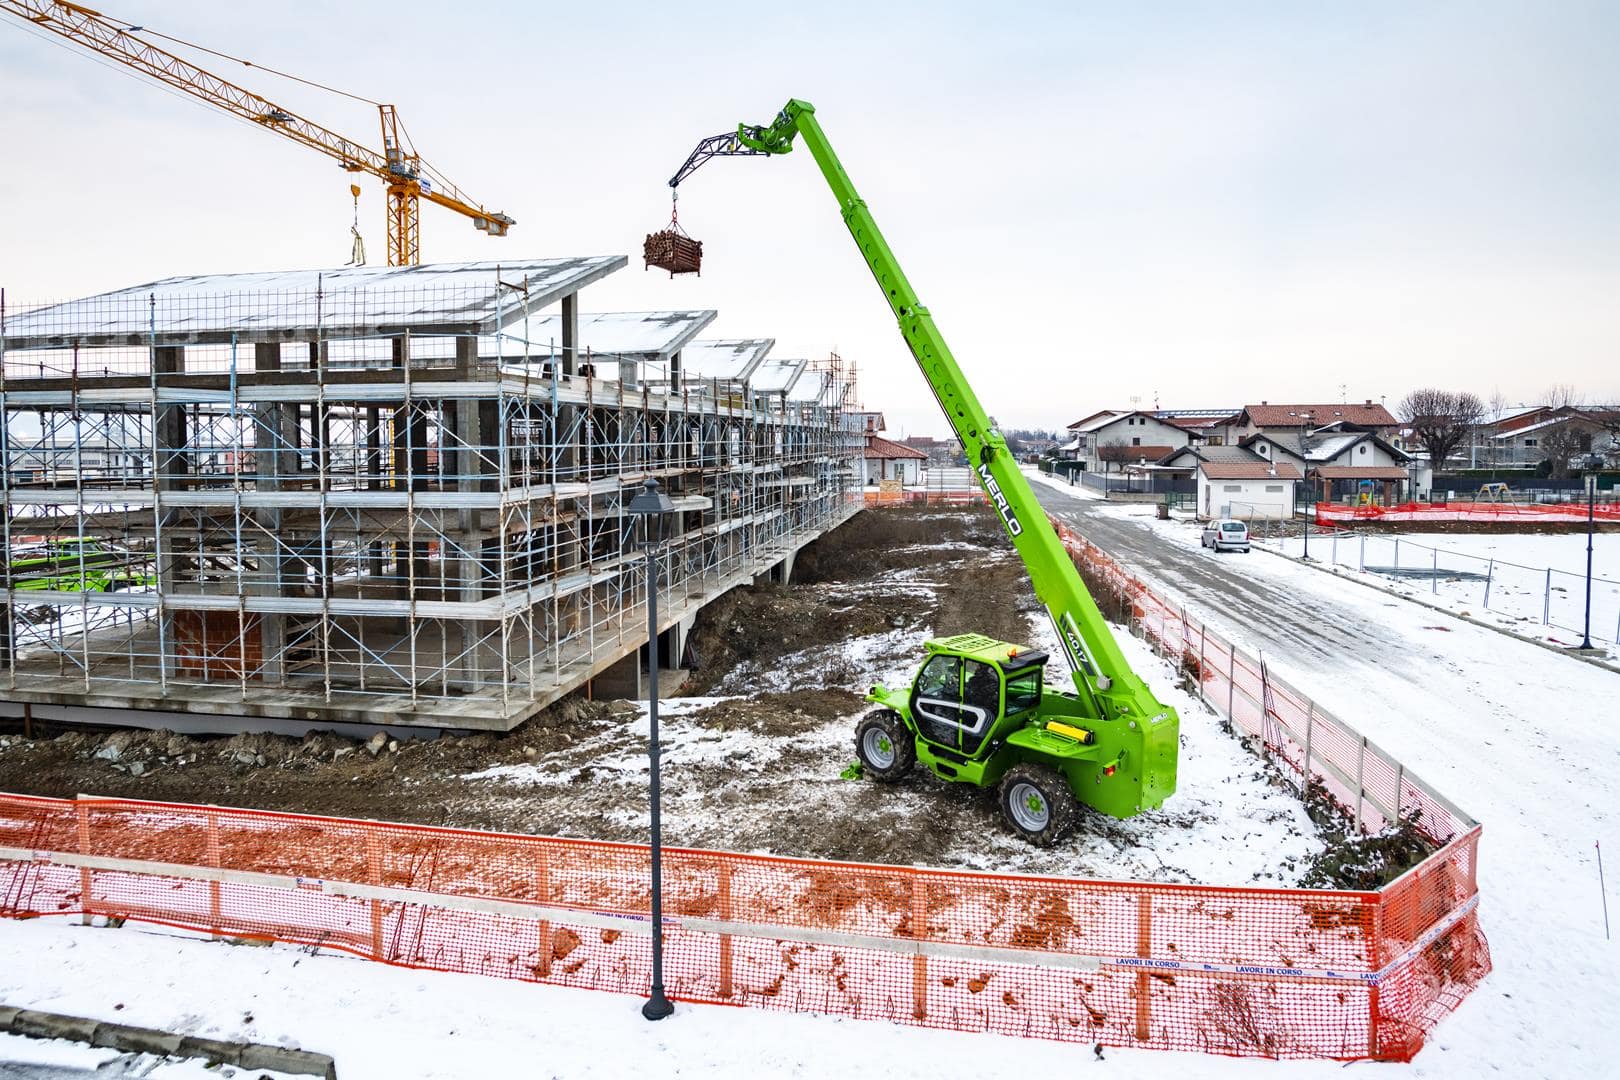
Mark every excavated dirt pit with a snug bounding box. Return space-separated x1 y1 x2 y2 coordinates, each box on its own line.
0 505 1394 885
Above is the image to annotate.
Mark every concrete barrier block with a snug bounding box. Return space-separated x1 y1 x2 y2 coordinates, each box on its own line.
176 1035 248 1064
91 1023 184 1056
12 1010 101 1042
239 1043 339 1078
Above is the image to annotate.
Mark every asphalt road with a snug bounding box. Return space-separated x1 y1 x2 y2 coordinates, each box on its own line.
1028 481 1435 672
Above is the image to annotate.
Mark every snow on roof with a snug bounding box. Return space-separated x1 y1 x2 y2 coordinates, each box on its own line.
1065 409 1119 431
513 310 715 360
1200 461 1303 480
1494 415 1579 439
679 338 775 382
1072 410 1161 433
750 357 806 394
787 371 828 403
1 258 627 349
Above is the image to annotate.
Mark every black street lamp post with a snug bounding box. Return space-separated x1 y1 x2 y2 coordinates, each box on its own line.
1582 473 1597 651
629 478 676 1021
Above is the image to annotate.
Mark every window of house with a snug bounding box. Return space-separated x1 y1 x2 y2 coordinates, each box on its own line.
1223 484 1242 493
1265 484 1284 493
1358 444 1367 455
1525 438 1538 448
1132 437 1141 446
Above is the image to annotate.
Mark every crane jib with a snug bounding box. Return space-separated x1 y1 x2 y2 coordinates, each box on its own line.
976 463 1023 537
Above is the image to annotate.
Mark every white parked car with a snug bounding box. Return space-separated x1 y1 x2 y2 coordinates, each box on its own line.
1201 519 1250 553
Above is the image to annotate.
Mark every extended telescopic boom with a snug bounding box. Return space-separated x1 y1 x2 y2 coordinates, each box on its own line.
683 99 1169 726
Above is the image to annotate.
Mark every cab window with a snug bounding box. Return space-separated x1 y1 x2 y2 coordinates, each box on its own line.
1005 667 1041 713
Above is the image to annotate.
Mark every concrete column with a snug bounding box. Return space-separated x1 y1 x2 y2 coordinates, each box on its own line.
559 292 578 378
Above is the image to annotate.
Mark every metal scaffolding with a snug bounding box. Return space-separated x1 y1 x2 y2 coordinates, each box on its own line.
0 260 861 730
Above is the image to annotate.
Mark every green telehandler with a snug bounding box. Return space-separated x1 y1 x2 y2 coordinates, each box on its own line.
667 100 1180 844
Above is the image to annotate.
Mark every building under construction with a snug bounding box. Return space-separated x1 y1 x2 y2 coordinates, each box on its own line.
0 259 861 731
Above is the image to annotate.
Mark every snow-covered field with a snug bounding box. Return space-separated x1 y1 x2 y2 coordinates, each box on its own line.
1264 529 1620 658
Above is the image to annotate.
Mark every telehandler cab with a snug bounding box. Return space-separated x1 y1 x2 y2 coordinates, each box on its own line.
666 99 1180 844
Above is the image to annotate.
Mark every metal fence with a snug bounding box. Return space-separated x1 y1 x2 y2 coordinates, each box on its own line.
1255 530 1620 648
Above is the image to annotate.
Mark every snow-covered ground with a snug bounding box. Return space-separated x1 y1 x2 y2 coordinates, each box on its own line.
1101 499 1620 662
1264 529 1620 659
5 502 1618 1076
1030 497 1620 1079
0 1030 303 1079
1025 466 1104 499
0 915 1392 1080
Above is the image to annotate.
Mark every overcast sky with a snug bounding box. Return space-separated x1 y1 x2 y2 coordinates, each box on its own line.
1 1 1615 436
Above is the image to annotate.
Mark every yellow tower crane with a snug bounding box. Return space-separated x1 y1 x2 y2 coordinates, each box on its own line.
2 0 514 265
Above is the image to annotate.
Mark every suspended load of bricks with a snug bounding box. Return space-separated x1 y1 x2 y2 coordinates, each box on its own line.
643 224 702 276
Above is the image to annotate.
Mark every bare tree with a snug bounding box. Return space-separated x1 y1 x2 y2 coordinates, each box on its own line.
1484 388 1510 468
1594 408 1620 468
1398 389 1486 471
1544 384 1585 409
1536 422 1587 479
1096 439 1132 476
1535 385 1593 477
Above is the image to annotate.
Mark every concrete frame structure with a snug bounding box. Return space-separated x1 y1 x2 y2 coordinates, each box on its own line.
0 260 861 731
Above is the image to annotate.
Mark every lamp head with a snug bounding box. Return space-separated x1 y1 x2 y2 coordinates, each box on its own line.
628 478 676 544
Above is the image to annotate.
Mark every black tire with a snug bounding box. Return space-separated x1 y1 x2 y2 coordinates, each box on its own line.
997 762 1080 846
854 710 915 782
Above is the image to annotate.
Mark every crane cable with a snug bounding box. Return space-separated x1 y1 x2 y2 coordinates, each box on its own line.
86 3 383 107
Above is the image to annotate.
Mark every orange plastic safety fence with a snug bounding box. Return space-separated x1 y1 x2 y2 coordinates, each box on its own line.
0 519 1489 1063
1047 518 1491 1060
1317 500 1620 525
2 783 1483 1062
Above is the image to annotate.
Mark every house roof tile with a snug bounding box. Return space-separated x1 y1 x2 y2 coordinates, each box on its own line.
1199 461 1303 480
865 434 928 460
1241 403 1398 428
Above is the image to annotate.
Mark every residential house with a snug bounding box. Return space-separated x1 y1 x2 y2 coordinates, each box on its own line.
863 435 927 485
1486 406 1620 471
899 436 961 467
1213 401 1401 446
1196 460 1301 521
1238 430 1416 501
1154 408 1240 445
1061 410 1193 472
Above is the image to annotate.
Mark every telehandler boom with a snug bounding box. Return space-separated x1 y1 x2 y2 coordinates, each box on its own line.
669 99 1179 843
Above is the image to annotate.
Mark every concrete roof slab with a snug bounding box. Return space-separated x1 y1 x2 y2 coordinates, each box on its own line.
2 257 627 349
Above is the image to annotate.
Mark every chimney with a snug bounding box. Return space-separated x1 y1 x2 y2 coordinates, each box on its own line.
1365 399 1372 406
1261 400 1268 406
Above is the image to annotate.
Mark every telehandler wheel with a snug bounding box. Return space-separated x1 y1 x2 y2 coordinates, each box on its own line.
997 763 1080 846
854 710 915 782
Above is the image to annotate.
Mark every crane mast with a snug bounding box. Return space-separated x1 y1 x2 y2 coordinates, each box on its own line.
2 0 514 265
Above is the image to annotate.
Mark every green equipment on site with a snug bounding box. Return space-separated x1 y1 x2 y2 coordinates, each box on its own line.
666 100 1180 844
